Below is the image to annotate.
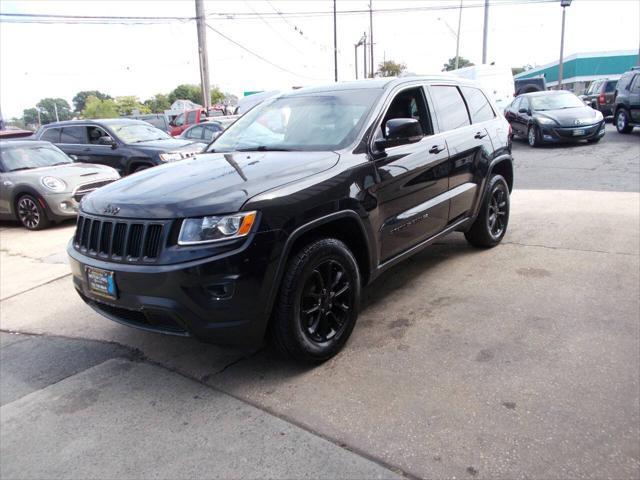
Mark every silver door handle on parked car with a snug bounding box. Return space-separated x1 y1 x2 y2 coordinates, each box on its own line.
474 132 488 139
429 145 446 154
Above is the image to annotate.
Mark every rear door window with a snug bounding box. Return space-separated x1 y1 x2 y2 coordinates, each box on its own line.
60 126 86 144
186 125 203 139
430 85 471 132
40 128 60 143
460 87 495 123
605 81 617 93
186 110 197 124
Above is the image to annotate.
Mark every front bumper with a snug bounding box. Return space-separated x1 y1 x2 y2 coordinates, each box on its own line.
43 192 81 220
68 230 283 346
539 121 605 143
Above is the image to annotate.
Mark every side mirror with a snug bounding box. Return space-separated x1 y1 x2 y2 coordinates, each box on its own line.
69 154 78 161
518 107 530 115
375 118 423 150
98 136 117 149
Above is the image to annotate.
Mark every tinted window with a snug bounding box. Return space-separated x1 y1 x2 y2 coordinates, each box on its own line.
40 128 60 142
144 117 166 130
461 87 495 123
186 111 197 124
605 81 617 93
431 85 470 131
618 73 634 91
186 125 203 139
381 87 431 137
60 126 86 144
203 124 221 141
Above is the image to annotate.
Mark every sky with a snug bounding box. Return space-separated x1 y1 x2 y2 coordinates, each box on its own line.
1 0 639 118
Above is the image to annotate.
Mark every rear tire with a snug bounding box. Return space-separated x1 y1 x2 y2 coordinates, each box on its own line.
16 194 50 230
270 238 360 363
465 175 510 248
615 109 633 133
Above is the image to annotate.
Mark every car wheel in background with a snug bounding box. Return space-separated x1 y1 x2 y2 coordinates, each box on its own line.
527 125 541 147
464 174 510 248
271 238 360 363
16 194 50 230
133 164 151 173
615 109 633 133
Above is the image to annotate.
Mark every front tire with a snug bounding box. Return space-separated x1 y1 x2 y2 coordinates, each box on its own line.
270 238 360 363
465 175 510 248
16 194 50 230
615 109 633 133
527 125 541 147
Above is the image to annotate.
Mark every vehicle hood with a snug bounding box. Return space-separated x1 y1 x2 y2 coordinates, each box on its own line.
81 150 340 218
535 106 602 127
128 138 203 153
5 163 119 192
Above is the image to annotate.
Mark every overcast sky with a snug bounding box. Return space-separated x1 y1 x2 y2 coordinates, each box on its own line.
1 0 638 118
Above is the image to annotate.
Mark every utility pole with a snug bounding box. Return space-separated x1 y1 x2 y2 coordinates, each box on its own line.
363 32 368 79
354 43 358 79
333 0 338 82
53 103 59 122
36 108 41 127
195 0 211 111
558 0 572 90
455 0 463 70
369 1 374 77
482 0 489 64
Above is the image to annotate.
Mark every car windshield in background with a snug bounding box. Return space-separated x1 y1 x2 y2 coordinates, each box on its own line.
110 123 171 144
531 93 585 111
0 145 72 171
211 89 381 152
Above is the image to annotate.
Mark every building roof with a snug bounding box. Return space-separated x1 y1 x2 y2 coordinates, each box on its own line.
514 50 639 86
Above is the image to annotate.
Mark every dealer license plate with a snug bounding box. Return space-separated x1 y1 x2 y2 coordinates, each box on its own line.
573 129 586 136
86 266 117 300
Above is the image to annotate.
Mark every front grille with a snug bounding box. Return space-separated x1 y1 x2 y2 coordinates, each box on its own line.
74 214 167 263
73 179 117 203
554 123 600 139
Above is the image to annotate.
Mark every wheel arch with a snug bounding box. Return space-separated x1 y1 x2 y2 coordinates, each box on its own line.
489 157 514 192
126 157 155 175
11 186 50 219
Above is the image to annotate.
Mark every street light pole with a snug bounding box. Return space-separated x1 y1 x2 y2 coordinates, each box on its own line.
558 0 572 90
455 0 463 70
333 0 338 82
369 1 374 77
482 0 489 64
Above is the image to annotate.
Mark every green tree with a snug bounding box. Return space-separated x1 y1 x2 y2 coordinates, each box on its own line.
376 60 407 77
82 96 119 119
144 93 171 113
441 56 474 72
35 98 72 124
72 90 112 113
511 64 533 76
210 87 225 105
22 108 39 126
168 84 202 105
114 96 150 116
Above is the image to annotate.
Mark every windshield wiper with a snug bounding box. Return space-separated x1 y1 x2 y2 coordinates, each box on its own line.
9 167 32 172
236 146 297 152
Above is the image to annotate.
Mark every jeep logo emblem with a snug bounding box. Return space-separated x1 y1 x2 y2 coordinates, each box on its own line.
103 205 120 215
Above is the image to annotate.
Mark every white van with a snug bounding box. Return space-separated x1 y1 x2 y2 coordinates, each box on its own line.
451 64 515 113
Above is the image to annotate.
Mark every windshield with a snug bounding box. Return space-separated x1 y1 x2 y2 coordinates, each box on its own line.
110 123 171 143
0 145 72 172
530 93 585 111
210 89 381 152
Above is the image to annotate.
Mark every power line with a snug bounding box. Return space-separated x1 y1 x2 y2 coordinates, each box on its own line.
242 0 306 56
0 0 558 24
204 23 327 81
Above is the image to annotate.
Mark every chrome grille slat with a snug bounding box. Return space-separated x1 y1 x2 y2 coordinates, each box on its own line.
73 214 165 263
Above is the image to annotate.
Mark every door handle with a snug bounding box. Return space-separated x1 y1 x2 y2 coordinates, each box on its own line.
429 145 445 154
474 131 488 139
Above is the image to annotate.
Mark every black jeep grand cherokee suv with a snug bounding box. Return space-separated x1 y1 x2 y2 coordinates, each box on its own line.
68 76 513 362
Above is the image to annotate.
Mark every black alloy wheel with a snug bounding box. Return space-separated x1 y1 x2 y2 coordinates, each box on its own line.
464 174 510 248
271 238 360 363
300 259 352 343
17 195 49 230
487 185 508 240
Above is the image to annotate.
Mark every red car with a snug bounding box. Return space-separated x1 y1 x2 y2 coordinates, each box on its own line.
169 109 207 136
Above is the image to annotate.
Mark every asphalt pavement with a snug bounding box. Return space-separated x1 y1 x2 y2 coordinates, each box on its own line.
1 124 639 479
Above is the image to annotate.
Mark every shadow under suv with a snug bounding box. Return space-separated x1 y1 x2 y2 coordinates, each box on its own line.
68 76 514 363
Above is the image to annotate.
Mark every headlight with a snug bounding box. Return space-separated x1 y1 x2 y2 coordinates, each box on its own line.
40 176 67 192
178 211 257 245
159 152 183 162
536 116 556 125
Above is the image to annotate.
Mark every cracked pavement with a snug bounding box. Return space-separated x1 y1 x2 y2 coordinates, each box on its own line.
1 124 639 479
